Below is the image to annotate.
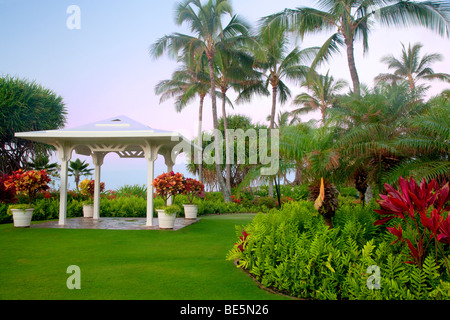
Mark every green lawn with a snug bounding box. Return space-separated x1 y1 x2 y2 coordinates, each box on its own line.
0 214 286 300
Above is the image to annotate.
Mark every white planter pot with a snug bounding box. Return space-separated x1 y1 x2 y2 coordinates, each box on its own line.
157 209 176 229
83 204 94 218
183 204 198 220
11 208 34 227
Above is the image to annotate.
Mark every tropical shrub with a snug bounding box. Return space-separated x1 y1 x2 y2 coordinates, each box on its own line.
182 178 204 204
0 173 16 203
4 169 51 205
227 200 450 300
78 179 105 201
115 184 147 199
152 171 184 206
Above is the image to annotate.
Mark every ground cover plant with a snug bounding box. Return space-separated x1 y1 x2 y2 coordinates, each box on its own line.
227 177 450 300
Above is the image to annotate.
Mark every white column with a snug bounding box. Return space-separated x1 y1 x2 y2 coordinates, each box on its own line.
163 150 175 206
59 159 69 225
146 158 155 226
92 152 106 220
56 142 72 225
142 141 160 227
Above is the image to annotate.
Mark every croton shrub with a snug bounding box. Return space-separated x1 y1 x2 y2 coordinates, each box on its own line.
152 171 185 206
4 169 51 205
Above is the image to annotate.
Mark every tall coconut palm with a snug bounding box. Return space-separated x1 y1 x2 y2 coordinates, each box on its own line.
262 0 450 95
154 53 210 183
151 0 251 202
215 47 264 194
239 22 317 196
375 42 450 91
291 71 348 122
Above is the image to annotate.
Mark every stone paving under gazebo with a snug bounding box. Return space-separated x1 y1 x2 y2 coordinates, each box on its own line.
31 217 199 230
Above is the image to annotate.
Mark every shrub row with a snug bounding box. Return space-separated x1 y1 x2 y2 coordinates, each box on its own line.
227 200 450 300
0 193 281 224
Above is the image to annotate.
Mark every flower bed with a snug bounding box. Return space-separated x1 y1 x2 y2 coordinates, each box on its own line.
227 177 450 300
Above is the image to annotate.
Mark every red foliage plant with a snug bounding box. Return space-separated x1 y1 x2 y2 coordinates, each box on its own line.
152 171 185 206
236 229 249 252
182 178 204 204
374 176 450 271
4 169 51 205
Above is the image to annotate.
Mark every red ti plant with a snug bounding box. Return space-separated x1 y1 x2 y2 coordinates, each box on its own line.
236 229 249 252
374 176 450 271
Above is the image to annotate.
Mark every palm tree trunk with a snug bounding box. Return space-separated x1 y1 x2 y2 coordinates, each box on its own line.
345 36 360 95
208 57 231 202
222 90 232 194
268 85 277 198
197 94 205 183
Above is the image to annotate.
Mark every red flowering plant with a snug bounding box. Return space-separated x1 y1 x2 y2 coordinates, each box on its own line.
182 178 204 204
374 176 450 272
152 171 185 206
4 169 51 208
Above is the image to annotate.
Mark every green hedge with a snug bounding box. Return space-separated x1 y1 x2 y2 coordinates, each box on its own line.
227 200 450 300
0 194 266 223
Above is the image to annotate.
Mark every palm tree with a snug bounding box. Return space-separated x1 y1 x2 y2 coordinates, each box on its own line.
375 42 450 91
390 94 450 183
27 154 58 174
291 71 347 122
280 121 341 227
263 0 450 95
154 53 210 183
253 22 317 130
151 0 250 202
68 158 93 191
239 22 317 196
215 47 264 194
332 82 426 194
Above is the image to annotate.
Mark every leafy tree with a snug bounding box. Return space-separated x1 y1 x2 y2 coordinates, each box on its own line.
0 76 66 174
376 42 450 92
263 0 450 94
151 0 250 202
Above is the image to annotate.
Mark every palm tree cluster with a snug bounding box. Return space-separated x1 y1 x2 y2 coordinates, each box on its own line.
150 0 450 204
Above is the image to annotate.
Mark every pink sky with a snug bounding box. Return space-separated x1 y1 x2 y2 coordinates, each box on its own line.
1 0 449 189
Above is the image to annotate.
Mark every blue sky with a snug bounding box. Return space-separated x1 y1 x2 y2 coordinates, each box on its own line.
1 0 449 190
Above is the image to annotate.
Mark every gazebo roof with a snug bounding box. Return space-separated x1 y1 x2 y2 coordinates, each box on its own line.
15 115 199 157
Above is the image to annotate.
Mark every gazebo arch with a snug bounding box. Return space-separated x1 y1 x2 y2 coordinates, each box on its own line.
15 116 199 227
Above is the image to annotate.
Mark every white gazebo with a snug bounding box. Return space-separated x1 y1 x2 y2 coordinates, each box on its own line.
15 115 199 227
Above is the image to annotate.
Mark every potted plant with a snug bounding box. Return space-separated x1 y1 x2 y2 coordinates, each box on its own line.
4 169 51 227
78 179 105 218
182 178 204 220
152 171 184 229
